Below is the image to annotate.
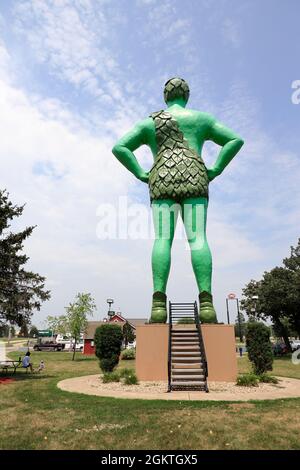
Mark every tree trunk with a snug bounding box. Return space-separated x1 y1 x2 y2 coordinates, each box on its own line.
276 319 292 352
72 339 77 361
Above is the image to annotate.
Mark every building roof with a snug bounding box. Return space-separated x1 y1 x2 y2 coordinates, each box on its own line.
126 318 148 327
84 321 104 340
84 317 148 340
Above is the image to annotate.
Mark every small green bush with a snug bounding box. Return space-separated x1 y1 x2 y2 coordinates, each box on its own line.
258 373 279 384
236 373 259 387
122 348 135 360
246 322 273 375
119 368 132 377
102 371 120 383
94 324 123 372
119 368 138 385
124 372 138 385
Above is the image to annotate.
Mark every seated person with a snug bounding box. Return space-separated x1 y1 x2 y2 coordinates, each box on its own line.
37 360 45 373
22 351 34 372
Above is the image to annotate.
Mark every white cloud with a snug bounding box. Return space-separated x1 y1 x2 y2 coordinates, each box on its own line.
13 0 120 98
1 1 300 327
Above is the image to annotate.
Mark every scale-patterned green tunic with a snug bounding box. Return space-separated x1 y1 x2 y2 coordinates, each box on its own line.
148 110 209 202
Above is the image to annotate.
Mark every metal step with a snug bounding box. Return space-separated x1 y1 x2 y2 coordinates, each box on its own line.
171 381 206 386
172 344 200 348
172 329 197 333
172 351 202 356
172 363 204 368
171 339 199 346
171 357 202 363
171 367 204 373
172 375 205 381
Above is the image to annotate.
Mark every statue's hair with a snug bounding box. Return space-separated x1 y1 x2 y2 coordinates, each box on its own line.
163 77 190 104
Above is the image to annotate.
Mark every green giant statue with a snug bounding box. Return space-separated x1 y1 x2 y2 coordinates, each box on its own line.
112 78 244 324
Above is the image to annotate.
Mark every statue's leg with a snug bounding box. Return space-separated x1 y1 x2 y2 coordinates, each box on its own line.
150 199 179 323
181 197 217 323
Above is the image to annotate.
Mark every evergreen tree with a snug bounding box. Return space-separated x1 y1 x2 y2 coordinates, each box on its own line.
246 322 273 375
0 189 50 327
234 311 247 340
123 321 135 347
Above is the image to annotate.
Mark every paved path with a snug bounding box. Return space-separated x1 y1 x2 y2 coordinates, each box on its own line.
57 374 300 402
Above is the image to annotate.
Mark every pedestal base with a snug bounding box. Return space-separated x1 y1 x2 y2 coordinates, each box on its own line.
136 324 237 382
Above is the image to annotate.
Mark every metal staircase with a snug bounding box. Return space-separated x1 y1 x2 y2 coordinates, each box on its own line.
168 301 208 392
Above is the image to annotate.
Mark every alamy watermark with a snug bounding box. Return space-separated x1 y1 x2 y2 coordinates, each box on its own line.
96 196 207 250
291 80 300 104
292 348 300 365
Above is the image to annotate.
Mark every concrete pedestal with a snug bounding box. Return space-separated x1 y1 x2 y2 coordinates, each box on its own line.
136 324 237 382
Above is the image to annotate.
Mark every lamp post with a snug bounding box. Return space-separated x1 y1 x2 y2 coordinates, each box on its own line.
236 297 243 343
226 293 236 324
106 298 114 320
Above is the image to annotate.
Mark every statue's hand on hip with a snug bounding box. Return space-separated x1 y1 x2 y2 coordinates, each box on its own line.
137 170 150 184
207 167 221 182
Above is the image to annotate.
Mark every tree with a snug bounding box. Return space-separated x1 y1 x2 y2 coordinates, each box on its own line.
0 324 9 337
94 324 123 372
0 189 50 328
46 315 69 337
246 322 273 375
123 321 135 347
18 320 29 337
29 325 39 338
234 311 247 340
65 293 96 360
271 316 298 340
241 239 300 351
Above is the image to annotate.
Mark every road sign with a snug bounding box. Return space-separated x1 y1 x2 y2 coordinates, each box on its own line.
37 329 52 337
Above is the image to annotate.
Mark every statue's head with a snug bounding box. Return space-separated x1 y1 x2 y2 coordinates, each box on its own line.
163 77 190 105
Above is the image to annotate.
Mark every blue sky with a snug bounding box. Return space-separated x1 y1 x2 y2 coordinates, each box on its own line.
0 0 299 326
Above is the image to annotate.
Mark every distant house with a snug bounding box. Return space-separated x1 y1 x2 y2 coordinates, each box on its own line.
83 314 148 355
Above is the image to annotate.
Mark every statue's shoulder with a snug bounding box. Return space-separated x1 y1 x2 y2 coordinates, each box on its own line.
189 109 216 124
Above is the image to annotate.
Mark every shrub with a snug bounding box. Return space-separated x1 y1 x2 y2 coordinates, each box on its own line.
119 368 132 378
246 322 273 375
102 371 120 383
122 348 135 360
258 373 279 384
236 373 259 387
124 372 138 385
120 368 139 385
94 324 123 372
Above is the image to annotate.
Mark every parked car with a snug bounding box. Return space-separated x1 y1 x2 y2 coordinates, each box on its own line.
290 340 300 352
62 340 84 352
33 341 65 352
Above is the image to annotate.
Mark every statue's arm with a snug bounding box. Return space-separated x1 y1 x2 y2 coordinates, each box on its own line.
206 120 244 181
112 120 149 183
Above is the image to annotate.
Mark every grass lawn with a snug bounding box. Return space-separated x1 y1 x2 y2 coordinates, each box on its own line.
238 354 300 379
0 351 300 450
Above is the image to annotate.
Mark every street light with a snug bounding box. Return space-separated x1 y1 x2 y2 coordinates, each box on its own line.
106 298 114 319
251 295 258 318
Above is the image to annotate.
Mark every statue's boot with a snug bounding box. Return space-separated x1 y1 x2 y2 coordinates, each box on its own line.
199 291 217 324
150 291 167 323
